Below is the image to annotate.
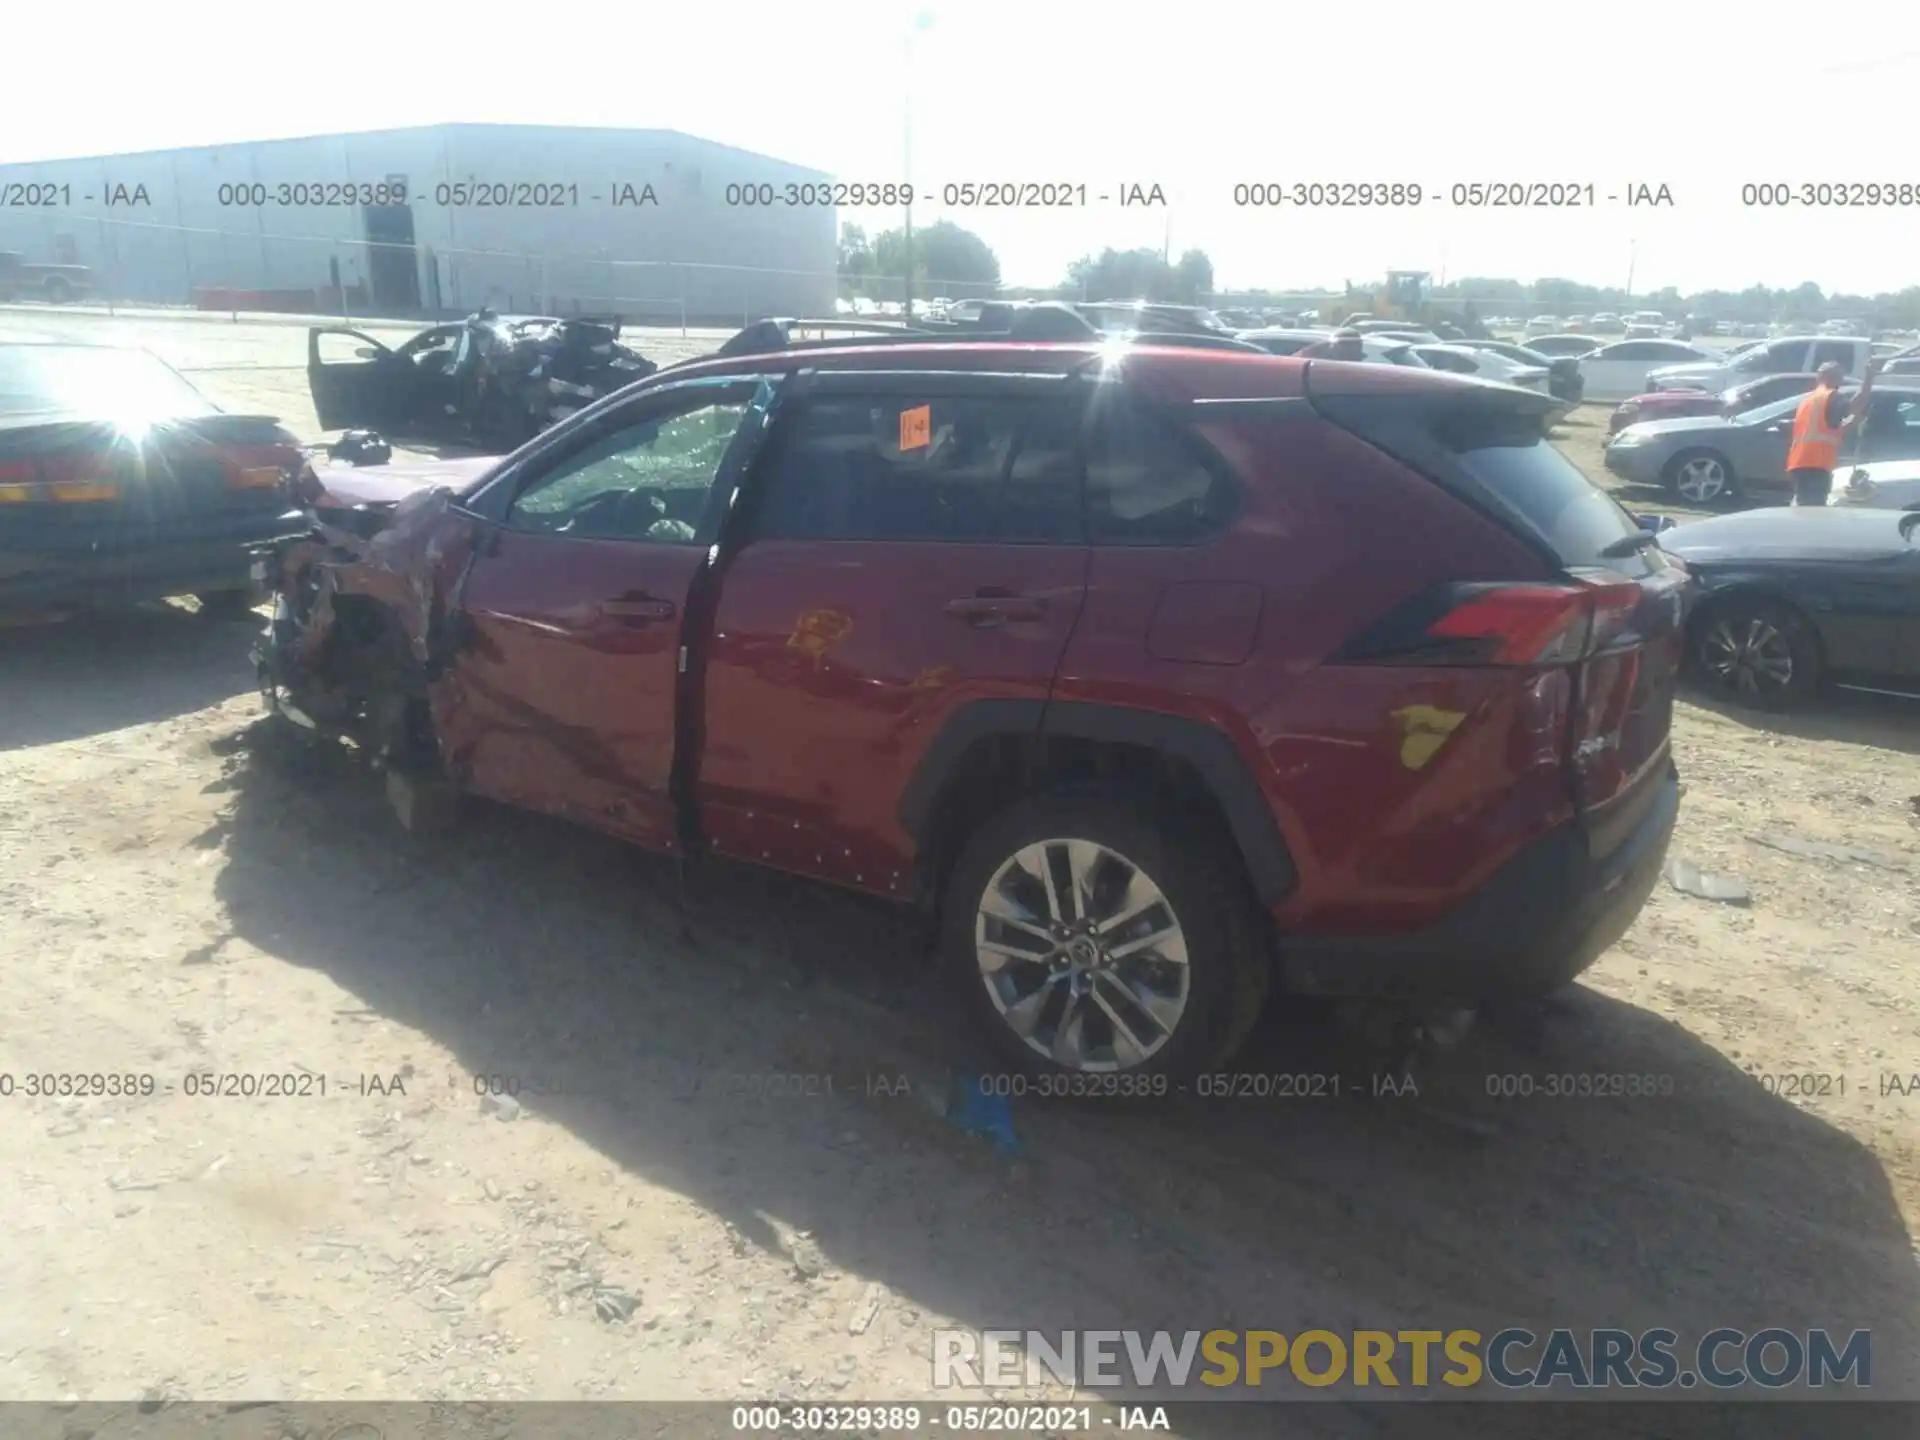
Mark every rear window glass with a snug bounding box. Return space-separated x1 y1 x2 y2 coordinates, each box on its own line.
0 345 217 422
1316 392 1656 576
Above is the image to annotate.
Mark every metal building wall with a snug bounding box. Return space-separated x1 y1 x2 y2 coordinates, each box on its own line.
0 125 837 322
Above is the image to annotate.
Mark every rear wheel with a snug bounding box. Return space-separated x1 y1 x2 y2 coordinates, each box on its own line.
41 275 72 304
1693 596 1821 710
1663 449 1737 505
941 787 1270 1082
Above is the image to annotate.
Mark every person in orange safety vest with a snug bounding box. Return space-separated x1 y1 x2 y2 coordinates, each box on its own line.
1787 357 1880 506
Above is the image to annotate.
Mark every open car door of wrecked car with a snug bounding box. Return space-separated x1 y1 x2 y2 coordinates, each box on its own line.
308 327 408 432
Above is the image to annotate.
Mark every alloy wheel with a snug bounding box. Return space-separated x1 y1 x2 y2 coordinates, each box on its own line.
974 838 1191 1072
1701 616 1795 701
1674 456 1728 504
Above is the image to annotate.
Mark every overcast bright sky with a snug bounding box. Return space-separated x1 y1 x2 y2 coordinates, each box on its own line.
6 0 1919 295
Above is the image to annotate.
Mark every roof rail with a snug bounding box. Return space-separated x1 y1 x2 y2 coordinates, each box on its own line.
703 314 1268 362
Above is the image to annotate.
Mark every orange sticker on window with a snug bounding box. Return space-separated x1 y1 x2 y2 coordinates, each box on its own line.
898 404 932 451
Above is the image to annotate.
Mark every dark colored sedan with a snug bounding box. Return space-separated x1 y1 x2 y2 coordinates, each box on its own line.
0 342 307 618
1660 506 1920 708
1608 373 1822 436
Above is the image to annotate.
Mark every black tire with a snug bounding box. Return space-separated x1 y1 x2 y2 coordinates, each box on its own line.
195 587 260 620
1690 595 1822 711
1662 449 1739 506
42 275 72 304
940 784 1271 1082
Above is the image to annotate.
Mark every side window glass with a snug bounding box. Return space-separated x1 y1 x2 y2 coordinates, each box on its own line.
1771 342 1810 371
1864 396 1919 438
404 329 461 374
753 394 1029 541
506 393 753 542
997 399 1084 543
1084 399 1232 545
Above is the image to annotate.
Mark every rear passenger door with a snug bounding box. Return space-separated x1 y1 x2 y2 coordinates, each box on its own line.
1050 379 1266 712
695 371 1090 895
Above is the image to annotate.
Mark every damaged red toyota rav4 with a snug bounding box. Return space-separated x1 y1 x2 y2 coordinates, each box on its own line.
253 323 1687 1081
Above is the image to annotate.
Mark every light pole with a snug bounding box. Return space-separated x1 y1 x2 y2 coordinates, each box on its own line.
1625 239 1638 301
902 9 933 320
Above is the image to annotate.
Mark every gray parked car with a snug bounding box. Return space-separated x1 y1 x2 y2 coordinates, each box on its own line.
1602 379 1920 504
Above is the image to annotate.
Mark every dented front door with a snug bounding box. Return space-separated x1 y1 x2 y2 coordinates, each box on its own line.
437 376 773 850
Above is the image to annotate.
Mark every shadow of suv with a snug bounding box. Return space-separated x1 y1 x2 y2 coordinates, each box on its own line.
252 329 1687 1081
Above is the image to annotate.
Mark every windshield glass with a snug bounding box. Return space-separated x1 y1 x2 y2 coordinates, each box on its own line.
0 344 218 422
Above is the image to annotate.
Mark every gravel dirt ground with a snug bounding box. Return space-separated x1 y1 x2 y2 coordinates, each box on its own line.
3 308 1919 1432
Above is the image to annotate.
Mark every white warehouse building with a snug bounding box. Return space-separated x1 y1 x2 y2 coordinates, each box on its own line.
0 124 837 323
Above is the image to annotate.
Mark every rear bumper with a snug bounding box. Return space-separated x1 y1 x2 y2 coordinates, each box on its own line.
1282 767 1680 1002
0 507 308 611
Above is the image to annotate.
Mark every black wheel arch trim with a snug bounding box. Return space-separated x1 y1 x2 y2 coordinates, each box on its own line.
897 698 1298 907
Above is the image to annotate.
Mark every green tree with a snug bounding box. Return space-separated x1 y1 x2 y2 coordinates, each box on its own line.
862 221 1000 298
1064 247 1216 303
1783 282 1826 320
1173 249 1213 303
837 223 875 295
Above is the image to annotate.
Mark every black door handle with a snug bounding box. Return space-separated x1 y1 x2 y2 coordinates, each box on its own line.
599 595 677 623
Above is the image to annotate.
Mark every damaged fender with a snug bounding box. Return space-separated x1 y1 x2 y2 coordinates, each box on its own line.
256 467 488 765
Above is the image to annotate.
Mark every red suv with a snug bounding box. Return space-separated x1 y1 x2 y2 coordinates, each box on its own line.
257 330 1686 1081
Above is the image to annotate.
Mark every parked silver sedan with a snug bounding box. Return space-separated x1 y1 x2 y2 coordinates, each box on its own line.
1601 380 1920 504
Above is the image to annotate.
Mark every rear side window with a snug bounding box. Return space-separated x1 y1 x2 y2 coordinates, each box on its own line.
1315 392 1657 577
751 393 1081 543
1418 348 1477 374
1083 396 1235 544
1767 341 1811 371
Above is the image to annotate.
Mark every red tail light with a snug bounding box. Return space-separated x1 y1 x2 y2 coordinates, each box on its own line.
1336 577 1646 668
218 442 302 492
0 451 121 504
